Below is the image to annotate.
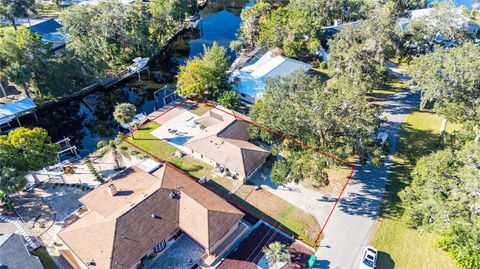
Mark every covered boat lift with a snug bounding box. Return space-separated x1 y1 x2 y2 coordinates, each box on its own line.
0 98 38 133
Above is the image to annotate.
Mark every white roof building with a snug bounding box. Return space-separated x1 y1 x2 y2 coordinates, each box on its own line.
230 49 312 103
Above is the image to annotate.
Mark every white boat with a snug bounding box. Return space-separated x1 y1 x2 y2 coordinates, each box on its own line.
128 57 149 73
120 112 147 129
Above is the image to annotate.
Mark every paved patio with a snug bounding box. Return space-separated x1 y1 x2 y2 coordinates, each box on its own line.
150 110 201 146
26 153 143 187
145 234 205 269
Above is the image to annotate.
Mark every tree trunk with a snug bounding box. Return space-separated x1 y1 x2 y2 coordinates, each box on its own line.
129 124 135 140
11 17 17 30
30 171 40 185
0 82 7 98
439 118 447 135
475 134 480 143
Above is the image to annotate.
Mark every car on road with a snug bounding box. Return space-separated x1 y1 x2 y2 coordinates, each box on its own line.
359 246 378 269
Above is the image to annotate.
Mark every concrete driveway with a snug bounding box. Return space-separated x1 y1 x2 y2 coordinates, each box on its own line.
314 88 420 269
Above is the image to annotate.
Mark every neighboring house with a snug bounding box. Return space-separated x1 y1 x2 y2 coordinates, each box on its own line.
29 19 67 54
56 164 248 269
318 21 363 63
185 109 270 183
230 49 312 103
0 234 44 269
398 8 480 36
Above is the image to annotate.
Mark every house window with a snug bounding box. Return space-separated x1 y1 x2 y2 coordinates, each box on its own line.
240 93 246 97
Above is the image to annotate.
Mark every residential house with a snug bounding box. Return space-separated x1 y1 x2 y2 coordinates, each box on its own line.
230 49 312 103
29 19 67 54
185 108 270 183
317 21 363 62
0 233 44 269
398 8 480 37
56 164 248 269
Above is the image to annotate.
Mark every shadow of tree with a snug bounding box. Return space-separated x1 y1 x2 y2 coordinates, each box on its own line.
377 251 395 269
378 111 443 220
204 179 302 241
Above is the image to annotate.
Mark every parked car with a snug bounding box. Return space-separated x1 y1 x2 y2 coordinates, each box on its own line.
359 246 378 269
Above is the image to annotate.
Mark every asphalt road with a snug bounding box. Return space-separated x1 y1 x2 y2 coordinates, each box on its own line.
314 88 421 269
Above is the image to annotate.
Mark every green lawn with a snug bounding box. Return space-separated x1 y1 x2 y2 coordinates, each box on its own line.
205 179 321 246
32 247 58 269
126 121 321 246
369 78 410 99
370 110 460 269
126 121 212 177
36 5 62 18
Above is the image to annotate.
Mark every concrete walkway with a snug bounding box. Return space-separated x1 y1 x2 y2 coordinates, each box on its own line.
314 67 420 268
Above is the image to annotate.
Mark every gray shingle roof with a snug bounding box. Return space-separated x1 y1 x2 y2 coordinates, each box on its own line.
0 234 43 269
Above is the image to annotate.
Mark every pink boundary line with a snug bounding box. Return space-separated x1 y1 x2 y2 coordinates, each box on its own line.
122 97 356 247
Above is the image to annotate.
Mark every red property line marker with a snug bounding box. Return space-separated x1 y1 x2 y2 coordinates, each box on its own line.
122 97 356 248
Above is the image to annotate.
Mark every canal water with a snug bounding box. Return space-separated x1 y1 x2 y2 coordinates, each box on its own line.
21 0 476 156
26 0 253 157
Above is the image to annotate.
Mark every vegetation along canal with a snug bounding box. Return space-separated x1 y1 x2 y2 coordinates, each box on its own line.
23 0 253 156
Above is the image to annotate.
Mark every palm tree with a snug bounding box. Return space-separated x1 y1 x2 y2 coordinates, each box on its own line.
262 242 291 269
113 103 136 138
97 139 131 170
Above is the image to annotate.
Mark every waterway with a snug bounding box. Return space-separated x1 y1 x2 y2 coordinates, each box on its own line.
19 0 477 156
23 0 253 157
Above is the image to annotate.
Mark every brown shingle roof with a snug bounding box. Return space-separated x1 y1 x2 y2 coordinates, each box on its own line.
58 165 243 269
185 109 269 178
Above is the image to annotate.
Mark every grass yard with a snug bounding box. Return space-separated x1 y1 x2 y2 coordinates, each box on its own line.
32 247 58 269
188 102 213 116
369 78 410 99
125 121 212 177
127 121 321 246
370 110 460 269
205 180 321 246
36 5 62 18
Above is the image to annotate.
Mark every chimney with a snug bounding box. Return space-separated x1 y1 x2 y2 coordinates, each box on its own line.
107 184 118 196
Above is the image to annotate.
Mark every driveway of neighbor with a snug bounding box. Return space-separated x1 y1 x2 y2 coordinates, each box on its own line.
314 73 420 267
250 167 335 227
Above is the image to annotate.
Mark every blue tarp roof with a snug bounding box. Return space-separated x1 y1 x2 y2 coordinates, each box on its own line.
0 98 37 125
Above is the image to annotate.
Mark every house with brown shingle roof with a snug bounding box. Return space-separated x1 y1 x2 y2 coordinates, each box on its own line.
56 164 248 269
185 108 270 183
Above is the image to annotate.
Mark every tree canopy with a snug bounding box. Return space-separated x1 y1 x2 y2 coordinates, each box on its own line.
410 42 480 138
218 90 240 110
0 128 59 194
328 3 401 92
258 6 323 57
60 0 197 74
238 2 272 48
402 2 476 55
0 28 91 99
400 142 480 268
113 103 136 126
176 42 230 98
0 0 36 30
250 71 383 186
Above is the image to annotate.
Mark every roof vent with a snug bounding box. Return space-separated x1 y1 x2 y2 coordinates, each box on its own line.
107 184 118 197
169 191 180 200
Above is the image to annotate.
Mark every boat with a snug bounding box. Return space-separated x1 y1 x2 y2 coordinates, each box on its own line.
120 112 147 129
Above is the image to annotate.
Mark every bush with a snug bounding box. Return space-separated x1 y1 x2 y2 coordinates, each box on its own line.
85 157 104 183
270 159 290 186
218 90 240 110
